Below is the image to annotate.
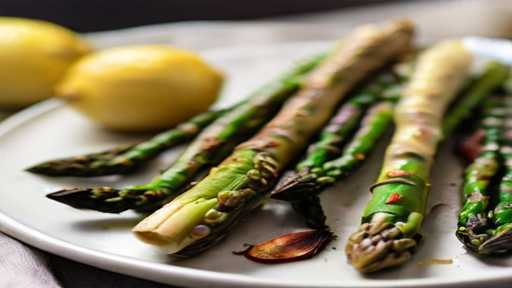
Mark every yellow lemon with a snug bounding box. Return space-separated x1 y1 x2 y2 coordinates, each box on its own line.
57 45 223 131
0 17 91 108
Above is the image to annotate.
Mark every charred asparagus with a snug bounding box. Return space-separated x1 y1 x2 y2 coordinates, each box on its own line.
133 20 415 257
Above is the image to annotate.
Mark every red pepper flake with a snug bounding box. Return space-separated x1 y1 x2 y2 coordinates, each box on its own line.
386 192 401 204
387 170 410 178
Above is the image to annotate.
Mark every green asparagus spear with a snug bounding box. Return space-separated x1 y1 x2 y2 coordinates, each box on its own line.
133 20 415 257
346 40 472 273
269 64 410 230
46 53 327 213
456 99 505 251
296 73 398 170
443 62 511 136
284 102 395 229
272 76 402 202
27 108 231 176
476 98 512 254
245 61 510 263
274 61 509 202
254 75 405 240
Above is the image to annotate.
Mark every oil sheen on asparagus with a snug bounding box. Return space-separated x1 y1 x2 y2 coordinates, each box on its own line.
346 40 472 273
133 20 415 256
45 54 326 213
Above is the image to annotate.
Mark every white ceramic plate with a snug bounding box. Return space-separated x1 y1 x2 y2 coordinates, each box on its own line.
1 39 512 288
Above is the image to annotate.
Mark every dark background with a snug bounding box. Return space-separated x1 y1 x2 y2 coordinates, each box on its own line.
0 0 404 32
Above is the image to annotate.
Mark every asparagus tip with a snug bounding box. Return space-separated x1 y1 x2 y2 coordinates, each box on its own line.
25 145 134 177
26 162 66 175
346 216 419 273
47 187 129 213
271 170 318 201
455 225 490 253
25 164 45 174
479 224 512 255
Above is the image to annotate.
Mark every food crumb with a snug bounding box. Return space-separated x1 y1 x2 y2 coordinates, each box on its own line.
417 258 453 267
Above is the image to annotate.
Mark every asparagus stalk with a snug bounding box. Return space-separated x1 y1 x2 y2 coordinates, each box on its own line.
474 98 512 254
456 99 505 252
46 53 327 213
279 102 395 228
296 73 400 170
273 87 400 202
274 61 508 203
272 71 403 201
242 63 509 264
445 62 510 163
133 20 415 256
346 40 472 273
443 62 511 136
27 108 231 177
481 79 512 254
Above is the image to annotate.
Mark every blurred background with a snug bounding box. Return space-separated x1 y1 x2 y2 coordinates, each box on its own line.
1 0 511 39
0 0 397 32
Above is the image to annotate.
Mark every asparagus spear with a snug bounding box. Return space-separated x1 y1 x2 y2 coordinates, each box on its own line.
274 61 509 203
272 71 403 201
444 61 510 163
27 108 231 176
238 102 395 263
456 99 505 252
443 62 511 136
280 102 395 228
346 40 472 273
245 61 509 263
133 20 415 256
475 98 512 254
46 53 326 213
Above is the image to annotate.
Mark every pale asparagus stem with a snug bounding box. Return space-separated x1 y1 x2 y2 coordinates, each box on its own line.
346 41 473 272
133 20 415 256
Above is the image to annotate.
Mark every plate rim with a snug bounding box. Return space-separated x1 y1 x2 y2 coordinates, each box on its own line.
1 40 511 288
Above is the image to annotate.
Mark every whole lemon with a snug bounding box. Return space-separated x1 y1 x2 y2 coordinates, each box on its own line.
0 17 91 108
57 46 223 131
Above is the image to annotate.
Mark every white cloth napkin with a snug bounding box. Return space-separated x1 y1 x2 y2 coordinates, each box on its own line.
0 235 60 288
